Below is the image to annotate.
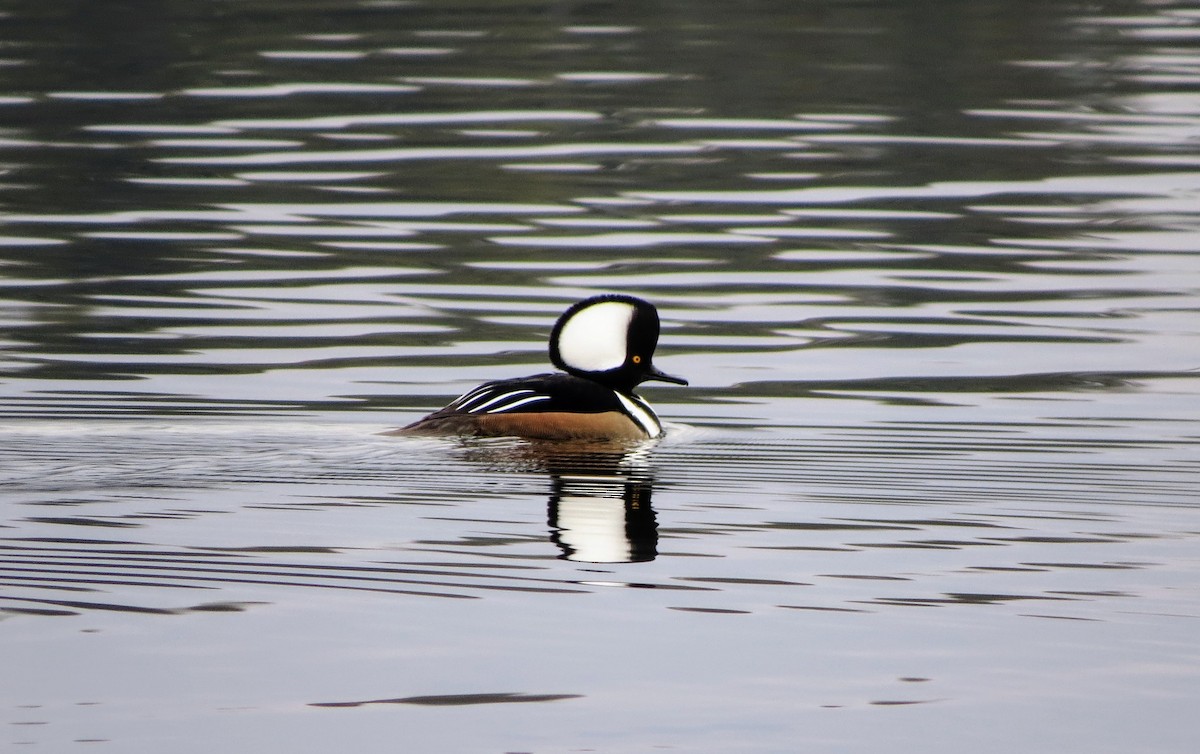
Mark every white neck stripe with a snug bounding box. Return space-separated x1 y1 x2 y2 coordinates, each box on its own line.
614 392 662 438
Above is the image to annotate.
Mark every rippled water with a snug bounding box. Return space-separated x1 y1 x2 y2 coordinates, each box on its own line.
3 1 1200 752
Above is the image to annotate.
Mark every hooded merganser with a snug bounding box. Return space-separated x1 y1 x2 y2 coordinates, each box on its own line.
397 294 687 441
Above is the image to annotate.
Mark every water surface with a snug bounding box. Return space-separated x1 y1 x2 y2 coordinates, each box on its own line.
2 1 1199 752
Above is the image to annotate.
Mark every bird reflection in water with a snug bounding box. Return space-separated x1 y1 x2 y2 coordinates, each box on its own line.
454 439 659 563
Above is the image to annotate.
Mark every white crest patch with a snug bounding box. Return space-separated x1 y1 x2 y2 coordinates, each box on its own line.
555 300 634 373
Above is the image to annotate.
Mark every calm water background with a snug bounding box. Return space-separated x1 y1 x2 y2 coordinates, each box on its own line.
3 1 1200 751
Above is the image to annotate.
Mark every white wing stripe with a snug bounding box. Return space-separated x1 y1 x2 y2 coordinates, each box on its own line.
485 395 552 413
451 386 494 411
466 389 536 413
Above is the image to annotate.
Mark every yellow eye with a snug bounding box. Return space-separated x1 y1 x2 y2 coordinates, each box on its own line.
631 355 642 364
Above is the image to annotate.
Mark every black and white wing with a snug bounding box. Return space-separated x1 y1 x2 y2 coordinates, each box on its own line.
439 373 623 415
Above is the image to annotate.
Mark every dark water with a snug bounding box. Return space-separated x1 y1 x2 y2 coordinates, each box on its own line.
3 1 1200 752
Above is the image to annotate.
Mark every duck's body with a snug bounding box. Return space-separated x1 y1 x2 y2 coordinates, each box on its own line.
397 295 685 441
400 372 664 441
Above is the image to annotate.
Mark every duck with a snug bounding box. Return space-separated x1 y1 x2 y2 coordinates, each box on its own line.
396 294 686 441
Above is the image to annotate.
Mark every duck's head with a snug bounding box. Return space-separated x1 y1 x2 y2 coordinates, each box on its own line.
549 294 688 394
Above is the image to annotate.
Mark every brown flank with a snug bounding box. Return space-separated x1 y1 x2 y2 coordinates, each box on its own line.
394 410 647 441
